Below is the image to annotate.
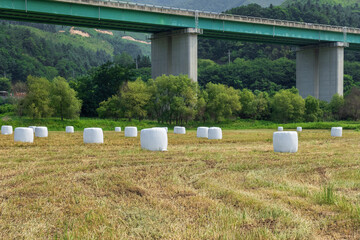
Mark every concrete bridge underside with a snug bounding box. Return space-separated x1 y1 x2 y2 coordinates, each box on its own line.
151 28 346 102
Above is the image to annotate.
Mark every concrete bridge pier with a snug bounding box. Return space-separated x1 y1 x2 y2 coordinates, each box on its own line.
296 42 348 102
151 28 202 82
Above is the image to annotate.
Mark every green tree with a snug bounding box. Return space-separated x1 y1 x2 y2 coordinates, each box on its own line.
205 82 241 122
304 95 321 122
239 88 255 119
97 95 122 119
114 53 135 68
21 75 52 119
271 89 305 122
0 77 11 92
50 77 82 120
343 87 360 120
251 91 270 120
329 93 344 120
119 78 151 121
148 75 197 124
72 62 133 117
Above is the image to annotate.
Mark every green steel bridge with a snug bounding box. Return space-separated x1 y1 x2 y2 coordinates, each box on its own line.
0 0 358 48
0 0 358 101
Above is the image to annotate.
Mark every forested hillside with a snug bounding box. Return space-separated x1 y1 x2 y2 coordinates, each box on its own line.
282 0 360 7
0 21 151 82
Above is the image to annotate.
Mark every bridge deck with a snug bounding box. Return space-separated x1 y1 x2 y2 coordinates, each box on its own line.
0 0 359 49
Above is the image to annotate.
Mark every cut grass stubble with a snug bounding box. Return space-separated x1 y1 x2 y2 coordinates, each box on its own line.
0 130 360 239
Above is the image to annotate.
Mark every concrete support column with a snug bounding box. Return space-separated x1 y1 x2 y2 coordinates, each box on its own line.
151 28 202 82
296 42 348 102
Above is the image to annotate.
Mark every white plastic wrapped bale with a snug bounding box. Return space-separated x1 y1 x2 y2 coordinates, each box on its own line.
278 127 284 131
14 127 34 143
66 126 74 133
331 127 342 137
125 127 137 137
297 127 302 132
28 126 36 133
174 126 186 134
83 128 104 144
208 127 222 140
35 127 48 138
1 125 13 135
141 128 168 151
197 127 209 138
115 127 121 132
273 131 298 153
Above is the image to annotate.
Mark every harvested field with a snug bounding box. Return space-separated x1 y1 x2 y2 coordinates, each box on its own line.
0 130 359 239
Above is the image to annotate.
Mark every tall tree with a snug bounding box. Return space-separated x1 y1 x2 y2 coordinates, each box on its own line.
0 77 11 92
21 75 52 119
205 82 241 122
50 77 82 120
119 78 151 121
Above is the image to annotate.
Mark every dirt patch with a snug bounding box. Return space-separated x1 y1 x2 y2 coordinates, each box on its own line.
70 27 90 37
122 36 150 44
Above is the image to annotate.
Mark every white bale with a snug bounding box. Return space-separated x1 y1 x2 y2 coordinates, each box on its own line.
197 127 209 138
125 127 137 137
174 126 186 134
331 127 342 137
35 127 48 138
153 127 168 133
115 127 121 132
83 128 104 144
273 131 298 153
14 127 34 143
141 128 168 151
1 125 13 135
208 127 222 140
66 126 74 133
297 127 302 132
278 127 284 131
28 126 36 133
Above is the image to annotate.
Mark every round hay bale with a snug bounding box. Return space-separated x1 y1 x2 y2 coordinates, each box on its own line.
83 128 104 144
35 127 48 138
66 126 74 133
115 127 121 132
278 127 284 131
1 125 13 135
208 127 222 140
141 128 168 151
297 127 302 132
273 131 298 153
331 127 342 137
174 126 186 134
125 127 137 137
197 127 209 138
28 126 36 133
14 127 34 143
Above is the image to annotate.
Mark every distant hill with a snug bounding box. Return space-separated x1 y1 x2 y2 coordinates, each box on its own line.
0 21 151 82
282 0 360 7
129 0 286 12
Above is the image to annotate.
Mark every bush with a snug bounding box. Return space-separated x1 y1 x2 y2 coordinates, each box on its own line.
0 103 15 114
271 88 305 123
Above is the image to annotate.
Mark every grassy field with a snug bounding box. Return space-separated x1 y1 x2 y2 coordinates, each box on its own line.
2 115 360 131
0 129 360 239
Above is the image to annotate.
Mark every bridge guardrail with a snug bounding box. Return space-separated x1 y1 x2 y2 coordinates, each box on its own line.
58 0 360 34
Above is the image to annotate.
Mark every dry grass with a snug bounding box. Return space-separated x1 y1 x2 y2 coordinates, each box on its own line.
0 129 360 239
